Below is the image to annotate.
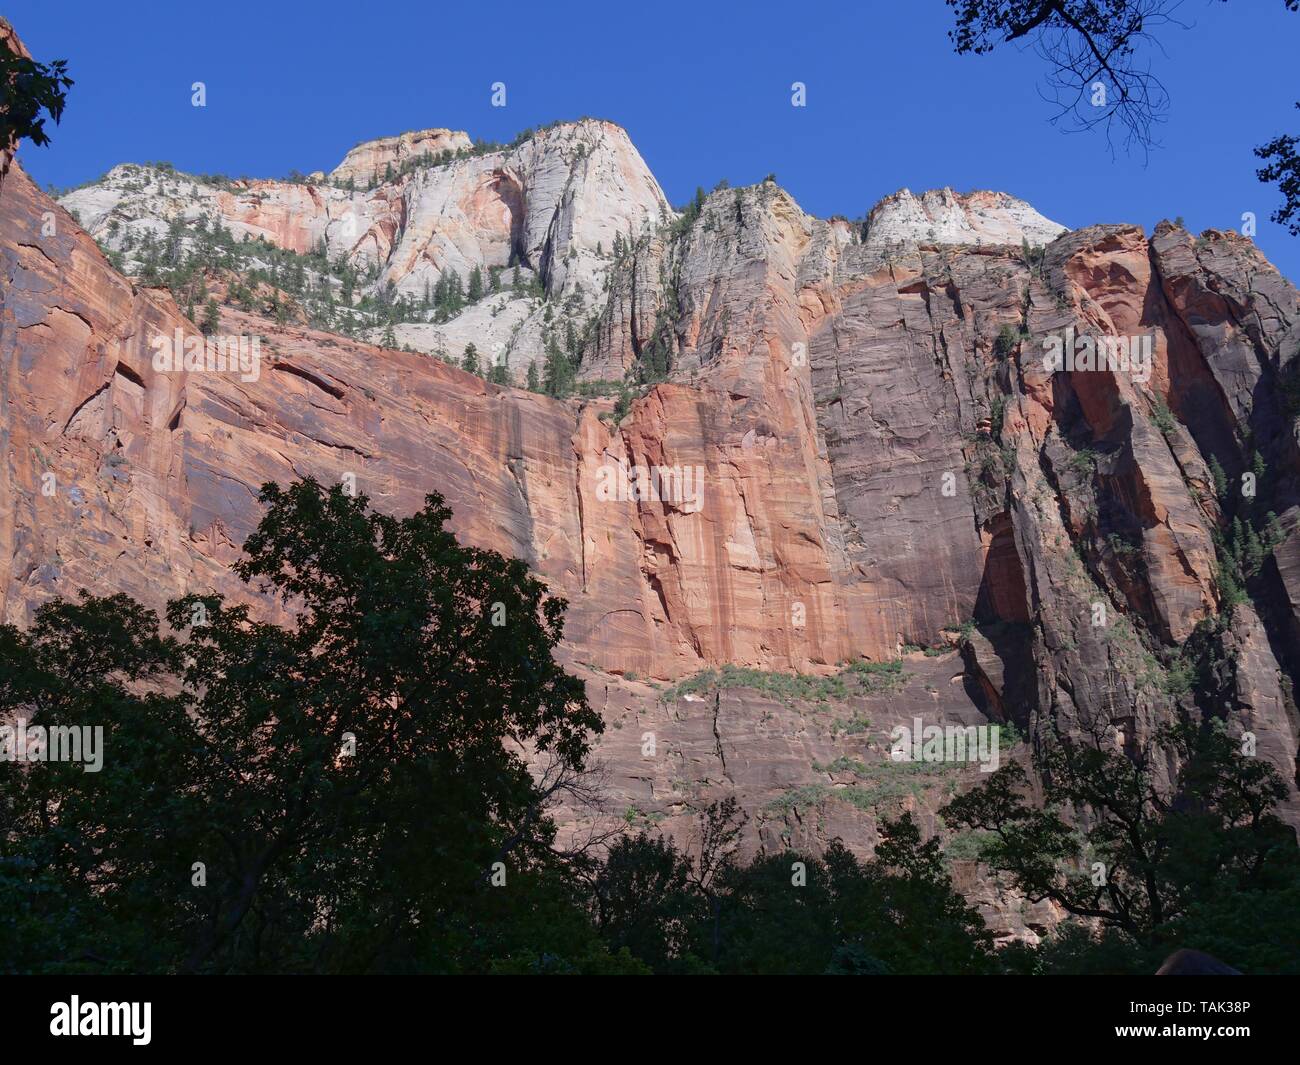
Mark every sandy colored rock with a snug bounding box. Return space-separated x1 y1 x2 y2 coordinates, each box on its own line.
5 90 1300 941
330 127 473 186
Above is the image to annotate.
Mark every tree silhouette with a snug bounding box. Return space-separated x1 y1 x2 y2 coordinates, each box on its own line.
945 1 1300 228
942 719 1298 949
0 478 603 973
0 34 73 151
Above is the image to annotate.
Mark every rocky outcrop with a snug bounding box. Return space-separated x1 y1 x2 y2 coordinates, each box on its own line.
864 187 1067 249
578 170 1300 835
59 119 673 382
5 97 1300 932
329 127 473 186
61 162 395 258
54 142 1063 392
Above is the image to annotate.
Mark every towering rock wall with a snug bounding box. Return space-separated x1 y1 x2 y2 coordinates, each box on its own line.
584 176 1300 828
60 119 671 308
4 100 1300 934
58 119 673 381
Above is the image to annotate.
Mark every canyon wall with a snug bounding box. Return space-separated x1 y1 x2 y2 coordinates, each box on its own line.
6 100 1300 937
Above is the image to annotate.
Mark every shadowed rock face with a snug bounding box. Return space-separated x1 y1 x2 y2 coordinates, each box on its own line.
5 100 1300 941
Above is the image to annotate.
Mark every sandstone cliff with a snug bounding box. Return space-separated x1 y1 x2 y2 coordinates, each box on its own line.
59 118 672 380
6 104 1300 941
329 127 473 186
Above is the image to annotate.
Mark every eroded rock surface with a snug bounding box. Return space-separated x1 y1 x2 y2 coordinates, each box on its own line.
6 103 1300 939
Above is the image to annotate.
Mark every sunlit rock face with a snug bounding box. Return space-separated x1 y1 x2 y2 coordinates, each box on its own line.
328 127 474 187
61 117 670 308
6 88 1300 938
864 187 1068 249
59 118 673 381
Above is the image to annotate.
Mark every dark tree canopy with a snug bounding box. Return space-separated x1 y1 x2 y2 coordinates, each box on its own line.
947 0 1188 154
0 42 72 150
2 479 1298 973
0 479 608 973
1257 104 1300 236
942 718 1298 954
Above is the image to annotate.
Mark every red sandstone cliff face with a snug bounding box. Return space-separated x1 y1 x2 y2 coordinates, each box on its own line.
4 97 1300 939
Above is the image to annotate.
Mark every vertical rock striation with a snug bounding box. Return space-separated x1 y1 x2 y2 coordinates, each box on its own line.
3 97 1298 926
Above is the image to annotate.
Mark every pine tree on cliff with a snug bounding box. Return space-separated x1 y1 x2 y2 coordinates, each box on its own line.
200 298 220 336
543 335 574 398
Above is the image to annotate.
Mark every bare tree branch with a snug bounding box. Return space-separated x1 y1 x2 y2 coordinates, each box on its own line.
946 1 1296 160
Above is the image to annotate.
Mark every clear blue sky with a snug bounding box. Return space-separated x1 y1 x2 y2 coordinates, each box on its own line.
8 0 1300 281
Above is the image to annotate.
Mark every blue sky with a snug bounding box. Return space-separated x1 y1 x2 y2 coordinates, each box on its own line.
8 0 1300 280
